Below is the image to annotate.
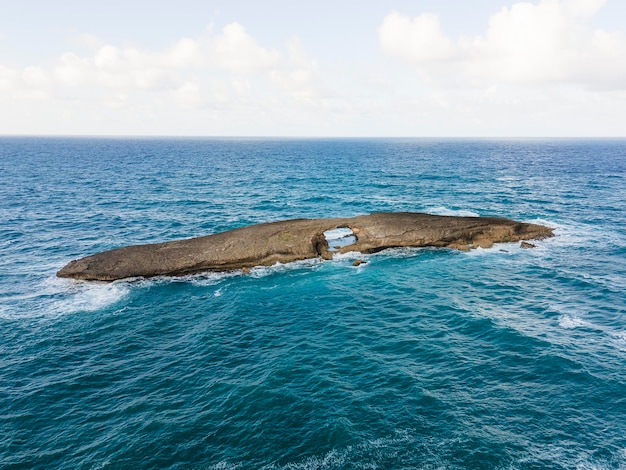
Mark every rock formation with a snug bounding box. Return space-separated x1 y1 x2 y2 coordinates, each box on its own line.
520 241 537 249
57 212 554 281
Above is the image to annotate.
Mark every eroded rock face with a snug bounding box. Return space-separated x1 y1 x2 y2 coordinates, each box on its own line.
57 212 554 281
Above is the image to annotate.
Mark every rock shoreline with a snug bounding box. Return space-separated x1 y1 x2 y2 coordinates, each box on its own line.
57 212 554 281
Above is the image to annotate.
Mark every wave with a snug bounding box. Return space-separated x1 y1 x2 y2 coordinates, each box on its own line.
558 314 596 330
611 332 626 352
0 255 370 321
56 281 129 314
261 430 626 470
535 217 625 250
0 276 129 320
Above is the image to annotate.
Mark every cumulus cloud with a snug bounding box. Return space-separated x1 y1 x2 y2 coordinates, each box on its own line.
379 0 626 90
42 23 282 95
379 12 456 63
1 22 315 97
267 37 326 104
0 20 334 135
0 21 327 130
3 2 625 136
211 23 280 73
0 66 19 91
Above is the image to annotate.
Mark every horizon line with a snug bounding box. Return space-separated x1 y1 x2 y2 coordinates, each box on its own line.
1 134 625 140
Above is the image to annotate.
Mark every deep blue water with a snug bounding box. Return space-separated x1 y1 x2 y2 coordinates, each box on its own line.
1 137 625 469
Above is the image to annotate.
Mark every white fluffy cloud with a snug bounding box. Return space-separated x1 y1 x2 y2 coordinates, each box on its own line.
48 23 284 93
2 1 626 136
0 22 318 106
0 21 336 134
211 23 280 73
379 0 626 90
379 12 455 64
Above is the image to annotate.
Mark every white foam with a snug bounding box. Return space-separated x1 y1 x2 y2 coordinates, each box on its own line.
610 331 626 352
283 449 345 469
531 220 626 293
53 280 130 315
185 271 241 287
203 461 241 470
558 314 594 329
0 276 130 320
332 251 371 261
279 429 422 469
0 304 10 320
425 206 480 217
545 305 626 355
248 258 323 278
464 241 521 257
537 217 625 252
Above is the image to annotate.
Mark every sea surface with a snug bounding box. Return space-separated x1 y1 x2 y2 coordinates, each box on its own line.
1 137 625 469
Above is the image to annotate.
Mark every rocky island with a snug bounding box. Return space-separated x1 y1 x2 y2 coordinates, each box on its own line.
57 212 553 281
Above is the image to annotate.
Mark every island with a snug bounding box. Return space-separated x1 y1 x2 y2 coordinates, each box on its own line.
57 212 554 281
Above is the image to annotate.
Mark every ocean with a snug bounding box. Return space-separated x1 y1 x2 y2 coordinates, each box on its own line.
1 137 625 469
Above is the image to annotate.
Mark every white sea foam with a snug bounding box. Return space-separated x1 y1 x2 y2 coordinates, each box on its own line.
204 461 241 470
546 304 626 355
277 430 473 469
0 304 10 320
53 280 130 316
282 449 345 469
185 271 241 287
558 314 595 329
248 258 323 278
516 444 625 470
464 241 522 257
537 217 625 251
332 251 372 262
610 332 626 352
425 206 480 217
0 276 130 320
532 219 626 293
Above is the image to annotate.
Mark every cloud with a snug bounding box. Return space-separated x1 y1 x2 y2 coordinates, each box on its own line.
2 4 625 136
0 21 335 135
0 22 321 109
379 0 626 90
267 37 326 104
211 23 280 73
69 33 105 51
0 66 19 91
379 11 455 63
45 23 279 93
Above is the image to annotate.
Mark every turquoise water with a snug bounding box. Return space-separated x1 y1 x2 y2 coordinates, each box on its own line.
1 137 625 469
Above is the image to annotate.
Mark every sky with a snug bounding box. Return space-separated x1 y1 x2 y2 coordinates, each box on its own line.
1 0 626 137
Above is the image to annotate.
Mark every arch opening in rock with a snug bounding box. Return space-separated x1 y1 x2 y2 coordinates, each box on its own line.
324 227 357 252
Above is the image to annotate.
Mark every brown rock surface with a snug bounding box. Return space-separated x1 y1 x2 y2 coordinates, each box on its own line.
520 241 537 249
472 238 494 249
57 212 554 281
447 243 471 252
